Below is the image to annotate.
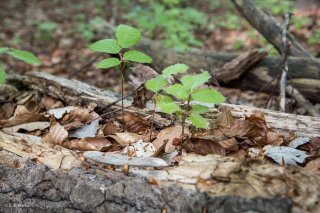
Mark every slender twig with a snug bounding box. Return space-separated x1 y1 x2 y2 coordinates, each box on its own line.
119 62 126 132
279 13 292 112
182 94 192 136
149 97 156 141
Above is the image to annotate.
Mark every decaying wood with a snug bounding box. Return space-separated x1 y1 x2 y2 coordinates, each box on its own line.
94 22 320 102
7 71 320 138
231 0 314 58
0 145 293 213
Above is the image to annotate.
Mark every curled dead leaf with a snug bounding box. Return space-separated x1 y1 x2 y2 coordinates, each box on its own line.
0 105 47 128
42 122 68 145
64 137 112 151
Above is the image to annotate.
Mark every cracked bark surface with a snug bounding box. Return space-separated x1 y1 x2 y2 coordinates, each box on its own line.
0 158 291 213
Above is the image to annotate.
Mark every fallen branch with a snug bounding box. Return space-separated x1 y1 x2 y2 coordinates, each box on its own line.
7 72 320 138
230 0 314 57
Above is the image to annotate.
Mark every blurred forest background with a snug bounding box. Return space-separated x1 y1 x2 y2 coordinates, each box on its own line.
0 0 319 112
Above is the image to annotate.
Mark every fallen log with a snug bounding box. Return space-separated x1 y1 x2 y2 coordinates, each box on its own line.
231 0 314 57
7 71 320 138
3 72 320 212
93 23 320 102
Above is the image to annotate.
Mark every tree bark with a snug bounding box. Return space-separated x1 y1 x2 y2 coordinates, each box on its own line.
94 23 320 102
230 0 314 57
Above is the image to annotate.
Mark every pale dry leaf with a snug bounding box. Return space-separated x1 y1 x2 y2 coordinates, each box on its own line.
263 145 310 166
2 122 50 134
48 106 75 119
69 119 100 138
152 125 189 153
65 137 112 151
107 132 144 146
288 137 310 148
43 122 68 145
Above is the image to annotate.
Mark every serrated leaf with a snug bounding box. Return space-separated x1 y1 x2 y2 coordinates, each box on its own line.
156 95 180 114
162 63 189 77
163 84 189 100
190 113 207 129
145 76 168 93
264 145 310 166
191 104 209 114
7 49 41 65
116 25 141 48
191 88 225 103
96 58 121 69
123 50 152 63
89 39 121 54
0 47 9 54
181 71 210 90
0 65 5 84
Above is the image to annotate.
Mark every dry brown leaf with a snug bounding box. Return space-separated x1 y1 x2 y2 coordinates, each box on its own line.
304 157 320 172
152 125 189 153
227 149 247 160
122 112 150 134
64 137 112 151
186 138 226 156
218 137 238 152
300 137 320 155
101 122 120 135
0 103 16 119
132 86 153 108
40 95 62 110
216 108 235 128
0 105 47 128
2 122 50 134
42 122 68 145
107 132 144 146
61 107 98 125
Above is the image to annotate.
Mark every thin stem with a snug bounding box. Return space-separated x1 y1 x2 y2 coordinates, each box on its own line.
120 62 125 132
182 94 192 136
149 97 156 141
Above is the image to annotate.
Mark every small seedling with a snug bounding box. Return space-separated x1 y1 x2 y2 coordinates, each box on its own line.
0 47 41 84
146 63 225 139
89 25 152 131
145 63 189 140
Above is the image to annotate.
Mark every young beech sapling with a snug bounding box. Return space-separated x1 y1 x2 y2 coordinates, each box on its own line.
146 63 225 137
0 47 41 84
89 25 152 131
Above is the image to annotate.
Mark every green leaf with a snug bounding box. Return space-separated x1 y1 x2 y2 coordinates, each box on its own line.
181 71 210 90
89 39 121 54
162 63 189 77
156 95 180 114
190 113 207 129
96 58 121 69
123 50 152 63
145 76 168 93
0 47 9 54
163 84 189 100
0 65 5 84
7 49 41 65
191 104 209 114
116 25 141 48
191 88 225 103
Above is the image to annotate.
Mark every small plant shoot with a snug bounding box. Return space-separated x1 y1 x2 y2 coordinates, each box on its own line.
90 25 152 131
0 47 41 84
146 63 225 137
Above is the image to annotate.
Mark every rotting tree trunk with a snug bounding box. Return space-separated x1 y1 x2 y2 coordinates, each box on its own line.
7 72 320 138
2 72 320 212
231 0 314 57
0 149 292 213
94 23 320 102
